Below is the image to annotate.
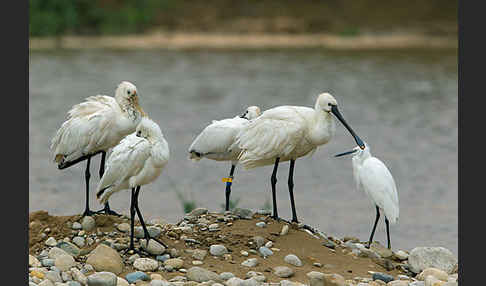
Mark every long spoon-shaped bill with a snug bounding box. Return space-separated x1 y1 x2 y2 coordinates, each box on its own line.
331 105 365 149
334 149 358 157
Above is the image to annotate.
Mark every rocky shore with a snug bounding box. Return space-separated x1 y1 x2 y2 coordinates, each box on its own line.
28 209 458 286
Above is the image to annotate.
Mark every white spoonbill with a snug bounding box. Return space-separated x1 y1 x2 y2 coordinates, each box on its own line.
335 142 399 249
188 106 261 211
234 92 365 222
50 81 146 216
96 117 170 250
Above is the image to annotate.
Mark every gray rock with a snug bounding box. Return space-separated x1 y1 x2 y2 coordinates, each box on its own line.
72 237 85 248
306 271 325 286
61 271 73 282
233 208 254 219
140 239 166 255
39 281 55 286
70 268 87 285
372 272 394 283
54 255 76 271
322 238 336 249
226 277 244 286
116 223 130 233
72 222 82 230
45 270 63 283
150 280 169 286
408 247 458 273
241 258 259 267
134 226 161 238
29 254 42 267
186 266 221 283
86 244 124 275
164 258 184 269
133 258 159 271
156 254 171 262
42 258 56 267
258 247 273 258
57 242 80 258
209 244 228 256
274 266 294 278
255 222 266 228
45 237 58 246
284 254 302 267
125 271 150 283
240 278 261 286
187 208 209 217
252 236 265 248
86 272 117 286
67 282 82 286
219 272 235 281
280 225 289 236
81 216 96 232
192 249 208 261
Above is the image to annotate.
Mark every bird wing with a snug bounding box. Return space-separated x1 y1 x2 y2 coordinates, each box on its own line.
96 134 151 203
189 117 247 157
235 106 305 168
358 157 399 224
51 95 121 163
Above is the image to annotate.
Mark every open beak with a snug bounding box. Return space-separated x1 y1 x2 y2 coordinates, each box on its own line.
334 149 358 157
331 105 365 149
239 111 248 119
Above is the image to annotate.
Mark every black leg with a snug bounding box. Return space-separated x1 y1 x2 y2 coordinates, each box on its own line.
288 159 299 223
271 157 280 220
94 151 122 216
133 186 168 248
385 217 391 249
225 164 236 211
82 156 94 217
129 188 136 250
367 206 381 248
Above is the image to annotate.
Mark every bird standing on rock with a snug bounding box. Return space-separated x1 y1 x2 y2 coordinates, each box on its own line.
50 81 146 217
234 92 365 223
335 142 399 249
96 117 170 251
188 106 261 211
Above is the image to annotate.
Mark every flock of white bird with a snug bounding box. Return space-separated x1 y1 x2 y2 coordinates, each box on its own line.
50 81 399 251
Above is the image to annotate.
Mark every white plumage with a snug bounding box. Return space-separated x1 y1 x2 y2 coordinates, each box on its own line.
188 106 261 211
50 81 146 216
51 81 145 165
233 93 365 222
96 117 170 204
335 142 399 249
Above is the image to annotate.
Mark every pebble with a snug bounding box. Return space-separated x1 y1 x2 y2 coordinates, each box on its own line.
209 244 228 256
72 237 85 248
232 208 254 219
81 216 96 232
46 271 63 283
86 244 124 275
424 275 443 286
126 271 150 284
150 280 168 286
322 238 336 249
259 247 273 258
280 225 290 237
140 239 166 255
133 258 159 271
57 241 80 257
54 255 75 271
62 271 73 282
164 258 184 269
31 270 45 279
252 236 265 248
116 277 130 286
156 254 171 262
45 237 58 246
408 247 457 274
192 260 203 265
417 268 449 281
388 281 410 286
240 250 249 257
42 258 56 267
70 268 87 285
39 281 55 286
219 272 235 281
273 266 295 278
265 241 273 248
284 254 303 267
372 273 394 283
186 266 222 283
29 254 42 267
116 223 130 233
394 250 409 260
208 223 219 231
226 277 244 286
86 271 117 286
72 222 82 230
68 281 82 286
192 249 208 261
241 258 259 267
255 222 266 228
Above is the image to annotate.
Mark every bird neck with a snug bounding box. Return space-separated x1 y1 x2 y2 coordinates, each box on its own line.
308 110 335 145
116 95 145 121
150 138 170 167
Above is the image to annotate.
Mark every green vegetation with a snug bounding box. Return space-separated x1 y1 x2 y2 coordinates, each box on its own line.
220 197 241 212
174 189 197 214
30 0 457 37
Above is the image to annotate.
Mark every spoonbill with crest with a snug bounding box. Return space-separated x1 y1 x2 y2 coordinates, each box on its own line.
234 92 365 222
50 81 146 216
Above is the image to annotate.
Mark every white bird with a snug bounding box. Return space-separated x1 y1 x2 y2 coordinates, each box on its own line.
50 81 146 216
234 93 365 222
188 106 262 211
96 117 170 250
335 142 399 249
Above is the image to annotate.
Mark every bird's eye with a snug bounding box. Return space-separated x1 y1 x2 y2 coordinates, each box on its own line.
127 90 131 95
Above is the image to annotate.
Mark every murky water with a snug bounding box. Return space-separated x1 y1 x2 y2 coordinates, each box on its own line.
29 48 457 255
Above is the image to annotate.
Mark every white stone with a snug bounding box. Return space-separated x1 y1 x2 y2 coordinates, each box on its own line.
284 254 302 267
133 258 159 271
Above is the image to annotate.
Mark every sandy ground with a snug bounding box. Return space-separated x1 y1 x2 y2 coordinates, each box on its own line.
29 32 457 51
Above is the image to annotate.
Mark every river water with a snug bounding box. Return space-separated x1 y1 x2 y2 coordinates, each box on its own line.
29 48 457 255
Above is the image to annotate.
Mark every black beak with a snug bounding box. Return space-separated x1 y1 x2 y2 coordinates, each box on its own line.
239 111 248 119
331 105 365 149
334 149 358 157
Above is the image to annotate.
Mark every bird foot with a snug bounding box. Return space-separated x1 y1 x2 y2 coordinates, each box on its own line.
82 209 96 217
143 235 168 249
94 206 122 217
